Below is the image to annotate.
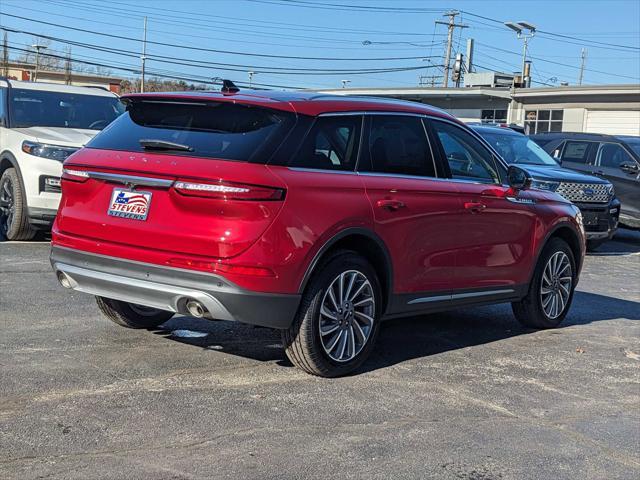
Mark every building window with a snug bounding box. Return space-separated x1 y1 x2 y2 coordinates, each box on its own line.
525 109 563 134
481 109 508 124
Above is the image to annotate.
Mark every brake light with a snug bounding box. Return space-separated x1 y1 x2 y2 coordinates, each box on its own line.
173 180 284 201
167 257 275 277
62 168 90 183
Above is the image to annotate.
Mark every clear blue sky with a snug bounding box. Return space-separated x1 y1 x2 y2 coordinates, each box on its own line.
0 0 638 89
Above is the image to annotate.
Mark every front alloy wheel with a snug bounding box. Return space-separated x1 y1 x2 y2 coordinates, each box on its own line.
540 251 572 319
0 168 36 241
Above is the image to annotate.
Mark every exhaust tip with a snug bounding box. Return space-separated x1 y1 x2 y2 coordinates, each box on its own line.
186 300 206 318
57 271 72 289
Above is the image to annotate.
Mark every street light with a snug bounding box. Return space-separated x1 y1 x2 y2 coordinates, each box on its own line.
248 71 255 88
31 44 47 82
504 21 536 87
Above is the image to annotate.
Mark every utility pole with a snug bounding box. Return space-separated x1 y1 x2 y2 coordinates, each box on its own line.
140 16 147 93
31 43 47 82
64 47 72 85
436 11 467 87
578 48 587 85
2 32 8 78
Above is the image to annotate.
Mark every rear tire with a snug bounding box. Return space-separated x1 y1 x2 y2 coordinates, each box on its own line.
512 238 576 329
0 168 36 241
96 296 174 329
282 250 382 377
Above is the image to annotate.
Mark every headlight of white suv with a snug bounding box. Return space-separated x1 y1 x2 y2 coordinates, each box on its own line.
22 141 79 161
530 180 560 192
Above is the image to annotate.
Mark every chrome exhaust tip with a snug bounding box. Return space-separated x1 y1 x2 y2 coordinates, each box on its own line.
57 271 72 289
186 300 206 318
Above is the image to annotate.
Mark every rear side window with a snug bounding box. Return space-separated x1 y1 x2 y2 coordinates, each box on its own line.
561 141 593 164
289 115 361 170
87 100 295 162
361 115 435 177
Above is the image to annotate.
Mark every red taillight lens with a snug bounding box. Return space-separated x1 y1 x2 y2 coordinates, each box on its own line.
62 168 90 183
167 257 275 277
173 180 284 201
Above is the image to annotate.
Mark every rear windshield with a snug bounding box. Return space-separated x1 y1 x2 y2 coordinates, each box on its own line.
87 100 296 162
9 88 124 130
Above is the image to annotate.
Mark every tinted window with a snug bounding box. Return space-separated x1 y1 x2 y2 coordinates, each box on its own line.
596 143 634 168
362 115 435 177
561 141 592 164
88 100 295 162
479 131 558 166
0 87 6 125
432 121 499 183
289 115 361 170
8 88 123 129
622 137 640 156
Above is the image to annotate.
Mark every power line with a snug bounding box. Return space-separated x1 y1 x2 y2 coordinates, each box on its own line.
0 12 434 62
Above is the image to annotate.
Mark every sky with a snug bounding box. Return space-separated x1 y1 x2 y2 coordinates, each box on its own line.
0 0 638 90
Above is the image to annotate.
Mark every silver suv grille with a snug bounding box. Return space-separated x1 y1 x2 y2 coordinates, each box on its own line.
555 182 611 203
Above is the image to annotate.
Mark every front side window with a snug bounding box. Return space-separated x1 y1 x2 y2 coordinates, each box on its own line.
431 120 499 183
561 141 593 164
525 109 564 134
8 88 124 130
289 115 361 170
596 142 635 168
361 115 435 177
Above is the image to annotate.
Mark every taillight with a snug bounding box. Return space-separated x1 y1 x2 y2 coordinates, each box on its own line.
173 180 284 201
167 257 275 277
62 168 90 183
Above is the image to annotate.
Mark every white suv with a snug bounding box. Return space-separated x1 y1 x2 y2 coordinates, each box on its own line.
0 80 123 240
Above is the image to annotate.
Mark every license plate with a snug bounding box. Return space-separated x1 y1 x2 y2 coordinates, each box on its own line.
107 188 152 221
583 214 598 226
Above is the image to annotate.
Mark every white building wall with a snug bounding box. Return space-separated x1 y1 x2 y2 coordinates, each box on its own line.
562 108 585 132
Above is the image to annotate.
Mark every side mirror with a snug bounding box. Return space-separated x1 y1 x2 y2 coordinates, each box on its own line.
507 165 532 191
620 161 639 175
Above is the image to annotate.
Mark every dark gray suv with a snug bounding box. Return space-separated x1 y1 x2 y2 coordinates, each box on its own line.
530 132 640 230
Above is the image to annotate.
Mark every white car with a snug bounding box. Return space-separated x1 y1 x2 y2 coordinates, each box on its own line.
0 80 123 240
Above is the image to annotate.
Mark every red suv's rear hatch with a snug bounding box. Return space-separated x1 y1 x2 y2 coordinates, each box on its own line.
55 98 295 259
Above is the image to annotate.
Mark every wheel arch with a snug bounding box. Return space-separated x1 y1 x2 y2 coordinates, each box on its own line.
298 228 393 314
0 150 27 197
531 223 583 286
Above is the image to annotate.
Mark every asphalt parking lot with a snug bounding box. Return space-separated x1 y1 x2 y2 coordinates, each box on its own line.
1 231 639 480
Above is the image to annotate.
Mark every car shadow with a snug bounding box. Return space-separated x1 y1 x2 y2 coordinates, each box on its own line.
150 290 639 375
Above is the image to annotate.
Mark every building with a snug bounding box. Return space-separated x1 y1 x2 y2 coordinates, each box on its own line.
317 82 640 136
2 62 123 94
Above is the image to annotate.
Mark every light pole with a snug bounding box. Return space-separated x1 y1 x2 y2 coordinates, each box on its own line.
248 71 255 88
504 21 536 87
31 44 47 82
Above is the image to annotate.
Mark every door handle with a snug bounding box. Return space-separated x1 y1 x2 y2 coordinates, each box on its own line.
376 199 405 211
464 202 486 213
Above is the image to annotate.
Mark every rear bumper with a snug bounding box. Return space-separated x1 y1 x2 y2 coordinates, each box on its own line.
50 246 300 329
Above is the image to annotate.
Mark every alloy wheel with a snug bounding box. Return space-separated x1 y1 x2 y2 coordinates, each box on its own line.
0 176 15 236
319 270 375 363
540 251 572 319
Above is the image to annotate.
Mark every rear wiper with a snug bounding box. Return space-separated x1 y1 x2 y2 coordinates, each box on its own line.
139 139 194 152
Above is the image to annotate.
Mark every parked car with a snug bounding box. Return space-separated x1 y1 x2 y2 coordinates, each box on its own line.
471 124 619 250
0 79 124 240
530 132 640 230
50 85 585 377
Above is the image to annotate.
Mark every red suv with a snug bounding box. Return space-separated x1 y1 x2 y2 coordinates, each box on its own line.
51 86 585 377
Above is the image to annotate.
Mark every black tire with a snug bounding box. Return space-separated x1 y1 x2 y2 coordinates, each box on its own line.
96 296 174 329
282 250 382 377
586 238 607 252
0 168 36 241
512 238 576 329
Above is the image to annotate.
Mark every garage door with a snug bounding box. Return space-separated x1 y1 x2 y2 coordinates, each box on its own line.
585 110 640 136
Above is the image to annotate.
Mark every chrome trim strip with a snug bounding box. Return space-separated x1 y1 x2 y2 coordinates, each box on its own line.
85 171 174 187
288 167 356 175
408 288 515 305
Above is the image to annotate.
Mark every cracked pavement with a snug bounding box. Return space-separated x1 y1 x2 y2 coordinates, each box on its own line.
1 230 639 479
